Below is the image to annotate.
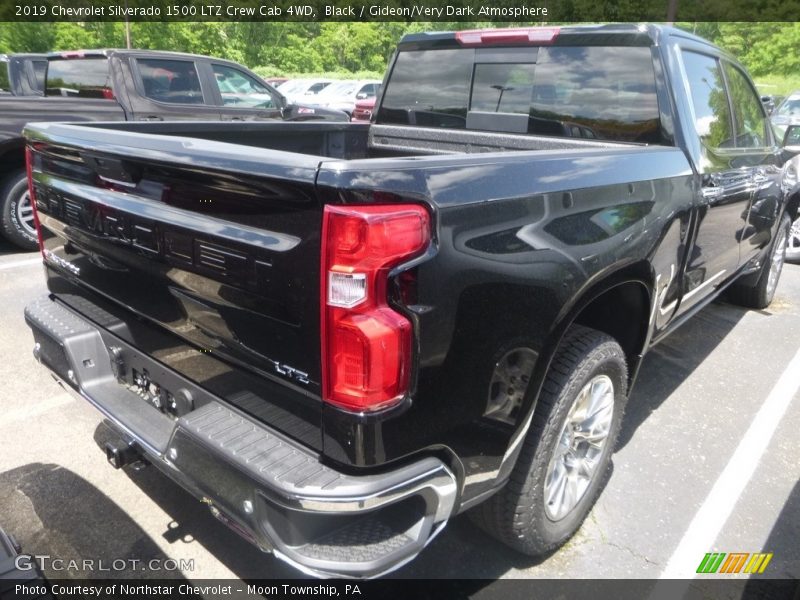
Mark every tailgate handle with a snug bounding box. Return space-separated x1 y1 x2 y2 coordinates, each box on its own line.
82 154 142 187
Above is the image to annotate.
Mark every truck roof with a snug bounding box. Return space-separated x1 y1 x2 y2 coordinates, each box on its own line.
1 53 47 60
399 23 718 51
45 48 232 62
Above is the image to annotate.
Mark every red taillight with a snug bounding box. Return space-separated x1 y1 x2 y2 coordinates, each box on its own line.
455 27 560 46
321 204 430 412
25 146 45 256
101 87 115 100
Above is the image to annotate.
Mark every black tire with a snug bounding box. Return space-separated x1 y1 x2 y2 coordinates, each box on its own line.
471 325 628 556
0 170 38 251
728 213 791 309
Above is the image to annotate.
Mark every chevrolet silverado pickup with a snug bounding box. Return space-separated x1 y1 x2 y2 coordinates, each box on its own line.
22 25 798 578
0 49 346 250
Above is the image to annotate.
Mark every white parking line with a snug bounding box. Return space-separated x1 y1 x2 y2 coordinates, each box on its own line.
0 257 42 271
659 344 800 578
0 393 74 428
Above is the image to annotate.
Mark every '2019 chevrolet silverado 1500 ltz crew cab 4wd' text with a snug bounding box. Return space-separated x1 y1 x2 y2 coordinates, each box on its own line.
22 25 799 578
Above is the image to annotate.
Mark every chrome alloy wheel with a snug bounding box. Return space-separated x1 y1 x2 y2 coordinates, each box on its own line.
544 374 615 521
16 188 36 238
766 224 788 298
486 347 537 424
786 216 800 263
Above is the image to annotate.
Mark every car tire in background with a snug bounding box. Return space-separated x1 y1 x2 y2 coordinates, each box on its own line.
470 325 628 556
1 170 38 251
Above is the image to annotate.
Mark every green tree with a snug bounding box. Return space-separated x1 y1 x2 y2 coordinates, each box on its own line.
0 23 54 53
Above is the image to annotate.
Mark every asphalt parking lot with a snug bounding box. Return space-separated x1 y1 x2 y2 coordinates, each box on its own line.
0 237 797 586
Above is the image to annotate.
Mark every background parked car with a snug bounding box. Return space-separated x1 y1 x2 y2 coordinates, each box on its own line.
264 77 288 86
771 91 800 139
309 79 381 116
0 50 347 251
350 96 376 122
276 78 332 103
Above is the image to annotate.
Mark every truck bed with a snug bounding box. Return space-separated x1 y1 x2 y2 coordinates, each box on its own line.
63 120 629 160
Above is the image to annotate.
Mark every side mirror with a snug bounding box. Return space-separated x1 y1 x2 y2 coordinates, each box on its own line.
780 124 800 163
783 124 800 149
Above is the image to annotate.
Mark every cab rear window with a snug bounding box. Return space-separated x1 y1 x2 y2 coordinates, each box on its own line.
46 57 112 98
377 45 664 144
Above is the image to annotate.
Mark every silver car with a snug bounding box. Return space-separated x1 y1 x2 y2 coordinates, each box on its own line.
771 92 800 141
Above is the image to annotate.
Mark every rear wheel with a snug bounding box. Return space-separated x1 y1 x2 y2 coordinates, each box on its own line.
0 170 38 251
728 213 790 309
471 325 628 555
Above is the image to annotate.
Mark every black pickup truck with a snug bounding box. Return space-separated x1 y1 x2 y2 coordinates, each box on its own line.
0 53 47 97
0 49 346 250
21 25 799 578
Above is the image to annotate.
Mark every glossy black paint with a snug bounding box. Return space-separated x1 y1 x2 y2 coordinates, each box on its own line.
23 25 794 510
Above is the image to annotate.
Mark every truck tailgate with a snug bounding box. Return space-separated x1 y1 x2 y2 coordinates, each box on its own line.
25 122 326 445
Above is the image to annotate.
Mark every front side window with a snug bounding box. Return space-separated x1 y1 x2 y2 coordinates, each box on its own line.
212 64 275 108
681 51 733 149
723 62 769 148
138 58 203 105
46 58 112 98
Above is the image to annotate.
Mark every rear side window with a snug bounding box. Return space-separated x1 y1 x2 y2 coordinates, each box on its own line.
681 51 734 149
378 45 663 143
46 58 112 98
138 58 203 105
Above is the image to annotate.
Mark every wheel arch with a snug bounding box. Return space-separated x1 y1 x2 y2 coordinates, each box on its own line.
560 263 654 385
494 260 654 484
786 189 800 222
0 139 25 182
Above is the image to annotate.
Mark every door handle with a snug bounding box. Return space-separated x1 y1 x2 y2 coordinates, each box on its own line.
701 186 724 200
138 115 163 121
225 116 245 121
